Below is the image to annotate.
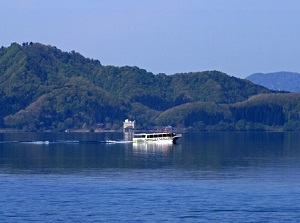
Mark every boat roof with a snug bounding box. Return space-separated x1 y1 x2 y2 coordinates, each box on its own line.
134 132 171 135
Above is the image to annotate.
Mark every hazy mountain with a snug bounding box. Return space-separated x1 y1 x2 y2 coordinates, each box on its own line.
246 72 300 92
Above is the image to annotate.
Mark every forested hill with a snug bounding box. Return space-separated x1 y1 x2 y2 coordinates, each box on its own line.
1 42 297 131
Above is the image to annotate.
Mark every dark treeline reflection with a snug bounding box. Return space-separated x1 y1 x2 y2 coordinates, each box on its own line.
0 132 300 173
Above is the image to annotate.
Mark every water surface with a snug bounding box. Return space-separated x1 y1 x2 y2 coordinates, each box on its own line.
0 132 300 222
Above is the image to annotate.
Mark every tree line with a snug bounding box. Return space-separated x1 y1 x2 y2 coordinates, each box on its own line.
0 42 299 131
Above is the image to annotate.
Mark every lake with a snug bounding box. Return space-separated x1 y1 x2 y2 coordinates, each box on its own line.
0 132 300 222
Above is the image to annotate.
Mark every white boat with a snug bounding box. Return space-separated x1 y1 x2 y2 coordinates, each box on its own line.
132 132 182 143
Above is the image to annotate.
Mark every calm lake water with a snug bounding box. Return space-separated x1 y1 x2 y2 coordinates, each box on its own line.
1 132 300 222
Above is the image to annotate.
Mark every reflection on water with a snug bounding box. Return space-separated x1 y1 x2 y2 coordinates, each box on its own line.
1 132 300 173
123 131 133 141
132 141 181 154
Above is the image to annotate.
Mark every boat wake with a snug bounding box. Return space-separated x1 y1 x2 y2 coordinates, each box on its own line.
0 140 133 144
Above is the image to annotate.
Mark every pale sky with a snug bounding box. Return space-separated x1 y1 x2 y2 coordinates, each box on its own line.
1 0 300 78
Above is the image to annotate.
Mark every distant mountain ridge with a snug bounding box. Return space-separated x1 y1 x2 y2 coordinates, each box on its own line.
246 72 300 92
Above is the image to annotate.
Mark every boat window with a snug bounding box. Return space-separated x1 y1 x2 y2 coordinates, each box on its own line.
134 134 146 138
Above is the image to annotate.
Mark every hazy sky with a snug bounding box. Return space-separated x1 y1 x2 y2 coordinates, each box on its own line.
2 0 300 78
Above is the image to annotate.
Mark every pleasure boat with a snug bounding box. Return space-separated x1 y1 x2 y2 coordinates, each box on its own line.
132 131 182 143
